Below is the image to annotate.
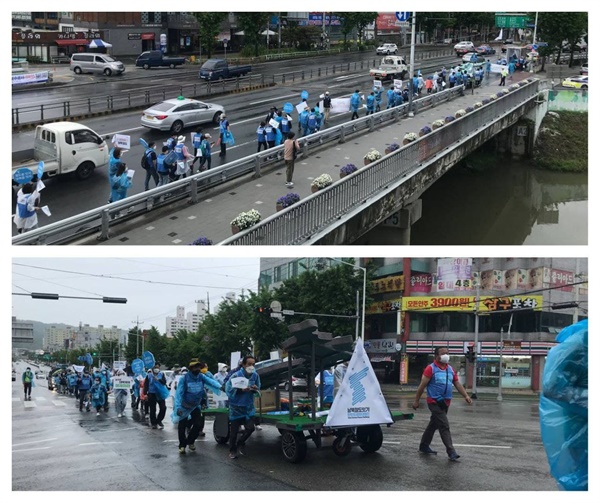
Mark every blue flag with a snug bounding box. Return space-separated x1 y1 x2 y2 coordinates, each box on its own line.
37 161 44 180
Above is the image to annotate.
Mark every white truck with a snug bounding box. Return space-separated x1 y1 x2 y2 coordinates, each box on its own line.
369 55 409 81
12 122 110 181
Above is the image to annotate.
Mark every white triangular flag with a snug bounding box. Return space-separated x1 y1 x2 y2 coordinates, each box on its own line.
325 338 392 427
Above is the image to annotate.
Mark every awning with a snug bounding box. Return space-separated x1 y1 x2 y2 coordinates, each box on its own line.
141 33 155 40
88 39 112 48
56 39 89 46
370 355 394 363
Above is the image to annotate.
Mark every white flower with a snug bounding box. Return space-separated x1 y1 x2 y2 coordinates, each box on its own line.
311 174 333 189
473 102 483 108
455 109 466 117
489 94 498 100
364 149 382 161
432 119 446 127
403 132 418 141
231 209 261 230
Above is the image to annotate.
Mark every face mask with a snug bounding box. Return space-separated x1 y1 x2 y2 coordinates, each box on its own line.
153 369 159 374
200 368 207 374
95 381 101 385
191 370 200 376
440 354 450 364
220 370 227 374
245 366 255 374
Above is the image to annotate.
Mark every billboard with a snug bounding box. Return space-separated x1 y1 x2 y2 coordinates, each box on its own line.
402 295 543 312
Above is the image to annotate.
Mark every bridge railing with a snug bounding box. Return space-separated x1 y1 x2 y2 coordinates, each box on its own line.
218 79 541 245
12 87 465 246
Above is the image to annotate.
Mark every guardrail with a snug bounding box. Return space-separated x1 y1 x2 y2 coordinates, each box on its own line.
12 86 466 246
12 51 455 127
218 79 541 245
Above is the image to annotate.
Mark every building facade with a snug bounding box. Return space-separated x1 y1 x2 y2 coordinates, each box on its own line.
12 317 34 347
165 300 208 337
43 323 125 352
258 257 588 391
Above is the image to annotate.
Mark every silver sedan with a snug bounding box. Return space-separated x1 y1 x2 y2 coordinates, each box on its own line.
141 97 225 134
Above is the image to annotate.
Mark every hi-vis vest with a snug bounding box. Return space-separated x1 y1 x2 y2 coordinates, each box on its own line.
256 126 266 142
174 144 184 161
426 363 454 401
281 117 290 132
17 193 36 219
192 133 202 148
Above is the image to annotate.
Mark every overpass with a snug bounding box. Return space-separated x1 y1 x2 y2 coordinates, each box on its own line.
13 76 553 246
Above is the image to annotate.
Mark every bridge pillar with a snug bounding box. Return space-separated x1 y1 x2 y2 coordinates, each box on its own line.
356 199 422 245
494 120 535 159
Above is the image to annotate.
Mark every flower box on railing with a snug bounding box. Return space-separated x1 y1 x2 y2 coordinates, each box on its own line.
189 237 213 245
230 209 261 234
276 193 300 210
339 164 358 178
444 115 456 123
363 149 382 165
311 173 333 192
432 119 446 130
384 143 400 155
455 109 466 118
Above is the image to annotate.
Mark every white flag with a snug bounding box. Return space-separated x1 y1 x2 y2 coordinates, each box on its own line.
325 338 392 428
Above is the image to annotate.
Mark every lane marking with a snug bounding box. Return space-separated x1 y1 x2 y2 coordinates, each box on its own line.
454 444 512 449
13 446 52 453
34 397 47 401
13 438 57 447
249 93 298 106
52 401 66 407
23 402 37 408
79 441 123 446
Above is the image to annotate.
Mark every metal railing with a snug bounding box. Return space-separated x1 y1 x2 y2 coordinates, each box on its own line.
218 80 541 245
12 86 466 246
12 51 455 127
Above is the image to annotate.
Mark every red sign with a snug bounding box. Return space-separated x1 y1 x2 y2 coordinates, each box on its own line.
549 269 574 292
410 273 432 293
377 13 403 32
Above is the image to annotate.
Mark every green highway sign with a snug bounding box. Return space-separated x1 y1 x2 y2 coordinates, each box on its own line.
495 13 529 29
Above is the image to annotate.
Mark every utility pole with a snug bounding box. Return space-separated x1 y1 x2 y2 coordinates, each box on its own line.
471 260 480 399
132 316 144 359
408 11 417 117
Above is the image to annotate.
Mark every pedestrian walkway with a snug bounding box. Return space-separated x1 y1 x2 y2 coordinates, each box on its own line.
95 72 536 246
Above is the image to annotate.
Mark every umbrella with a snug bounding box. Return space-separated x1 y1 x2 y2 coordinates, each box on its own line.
260 29 276 36
88 39 112 49
234 31 245 36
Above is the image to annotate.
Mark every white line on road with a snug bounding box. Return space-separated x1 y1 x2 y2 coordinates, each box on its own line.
249 93 298 106
105 126 146 136
13 438 57 447
333 73 365 81
34 396 47 401
23 402 37 408
13 446 52 453
454 444 512 449
79 441 123 446
52 401 66 407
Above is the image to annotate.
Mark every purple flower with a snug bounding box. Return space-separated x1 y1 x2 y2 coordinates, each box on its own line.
482 98 490 104
387 143 400 152
445 115 455 123
189 237 213 246
276 192 300 207
420 126 432 134
496 91 504 98
340 163 358 175
465 106 474 113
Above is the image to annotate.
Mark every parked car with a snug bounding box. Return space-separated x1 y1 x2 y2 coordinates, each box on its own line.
580 66 588 75
561 75 588 89
254 358 282 371
376 43 398 55
35 371 47 380
136 51 186 69
141 97 225 134
454 41 475 55
476 45 495 55
462 53 485 63
278 375 308 391
70 53 125 76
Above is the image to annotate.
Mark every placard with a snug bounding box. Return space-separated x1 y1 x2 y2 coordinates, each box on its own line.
112 134 131 150
230 351 241 370
112 376 133 390
230 376 249 389
373 80 382 88
113 361 126 370
131 359 144 375
269 118 279 128
330 98 350 115
142 351 155 370
295 102 307 114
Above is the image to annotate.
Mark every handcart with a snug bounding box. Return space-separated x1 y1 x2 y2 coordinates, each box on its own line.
205 319 413 463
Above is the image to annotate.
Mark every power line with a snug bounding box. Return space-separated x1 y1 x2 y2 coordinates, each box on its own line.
13 271 106 298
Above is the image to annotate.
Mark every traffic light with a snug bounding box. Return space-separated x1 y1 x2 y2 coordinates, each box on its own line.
255 307 273 316
465 346 475 363
92 352 97 356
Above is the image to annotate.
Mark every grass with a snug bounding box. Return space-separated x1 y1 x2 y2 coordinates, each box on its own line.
533 111 588 172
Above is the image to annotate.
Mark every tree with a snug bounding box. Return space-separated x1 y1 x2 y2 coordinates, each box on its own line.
236 12 272 57
353 13 378 44
192 12 228 59
535 12 588 67
337 12 357 48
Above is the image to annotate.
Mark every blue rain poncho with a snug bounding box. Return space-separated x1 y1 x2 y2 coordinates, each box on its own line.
90 383 107 408
539 319 588 491
170 371 222 424
225 368 261 421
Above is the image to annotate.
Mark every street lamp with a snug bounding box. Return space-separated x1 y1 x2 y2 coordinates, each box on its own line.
326 257 367 340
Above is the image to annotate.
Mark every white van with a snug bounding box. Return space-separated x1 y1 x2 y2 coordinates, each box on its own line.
70 53 125 76
12 122 110 180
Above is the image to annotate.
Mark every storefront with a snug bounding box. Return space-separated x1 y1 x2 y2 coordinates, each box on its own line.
12 31 103 63
365 338 401 384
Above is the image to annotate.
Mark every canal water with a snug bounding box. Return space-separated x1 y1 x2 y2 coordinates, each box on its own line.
408 159 588 245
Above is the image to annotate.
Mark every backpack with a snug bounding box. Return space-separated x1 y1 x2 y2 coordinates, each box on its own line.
163 149 177 166
307 113 316 128
141 149 152 170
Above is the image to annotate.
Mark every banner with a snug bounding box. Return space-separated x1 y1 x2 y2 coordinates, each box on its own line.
402 295 543 312
113 361 126 371
410 273 432 293
330 98 350 115
72 365 84 373
112 134 131 150
399 354 409 384
436 258 473 291
12 71 50 86
366 299 401 314
326 338 392 427
364 338 398 354
549 268 575 292
112 376 133 390
371 274 404 294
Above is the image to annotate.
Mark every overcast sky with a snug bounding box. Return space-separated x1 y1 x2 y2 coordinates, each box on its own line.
11 258 261 330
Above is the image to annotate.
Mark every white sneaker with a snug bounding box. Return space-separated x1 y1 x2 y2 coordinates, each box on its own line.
117 413 122 418
96 412 100 416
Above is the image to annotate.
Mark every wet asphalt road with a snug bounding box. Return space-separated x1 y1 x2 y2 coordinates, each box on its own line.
12 360 557 492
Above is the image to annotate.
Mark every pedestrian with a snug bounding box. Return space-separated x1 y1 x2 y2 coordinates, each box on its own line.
165 133 178 152
142 141 158 191
441 66 447 83
13 183 40 234
333 361 348 399
256 121 268 152
191 129 204 169
213 366 229 408
425 77 433 94
226 355 261 459
113 369 129 418
315 368 334 408
306 108 318 134
199 134 215 171
173 135 193 179
90 376 108 416
21 367 35 401
144 363 168 429
323 91 332 123
107 146 122 203
485 59 491 78
265 106 278 123
449 71 456 88
172 361 223 454
109 162 132 202
500 66 508 86
67 371 78 397
218 113 230 157
279 111 292 137
386 86 395 109
366 92 375 115
265 122 276 148
350 89 361 120
99 367 111 411
412 73 420 95
373 87 382 112
196 362 216 436
417 74 425 94
78 369 93 412
283 132 300 188
156 146 171 187
412 346 472 461
299 106 310 137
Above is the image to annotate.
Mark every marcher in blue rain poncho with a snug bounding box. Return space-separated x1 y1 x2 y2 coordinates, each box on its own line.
225 355 261 459
171 360 223 454
386 86 395 109
540 319 588 491
315 368 334 408
78 368 93 412
374 87 383 112
350 90 361 120
366 92 375 115
21 367 35 401
90 377 107 416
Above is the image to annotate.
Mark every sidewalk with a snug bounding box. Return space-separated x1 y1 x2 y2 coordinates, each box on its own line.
380 383 540 401
88 71 535 246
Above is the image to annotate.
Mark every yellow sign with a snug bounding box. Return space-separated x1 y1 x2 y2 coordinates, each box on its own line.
402 295 543 312
371 274 404 294
366 298 402 314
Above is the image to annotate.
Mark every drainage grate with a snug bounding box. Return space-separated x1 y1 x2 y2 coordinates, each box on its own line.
119 237 129 242
168 232 177 237
169 216 178 220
